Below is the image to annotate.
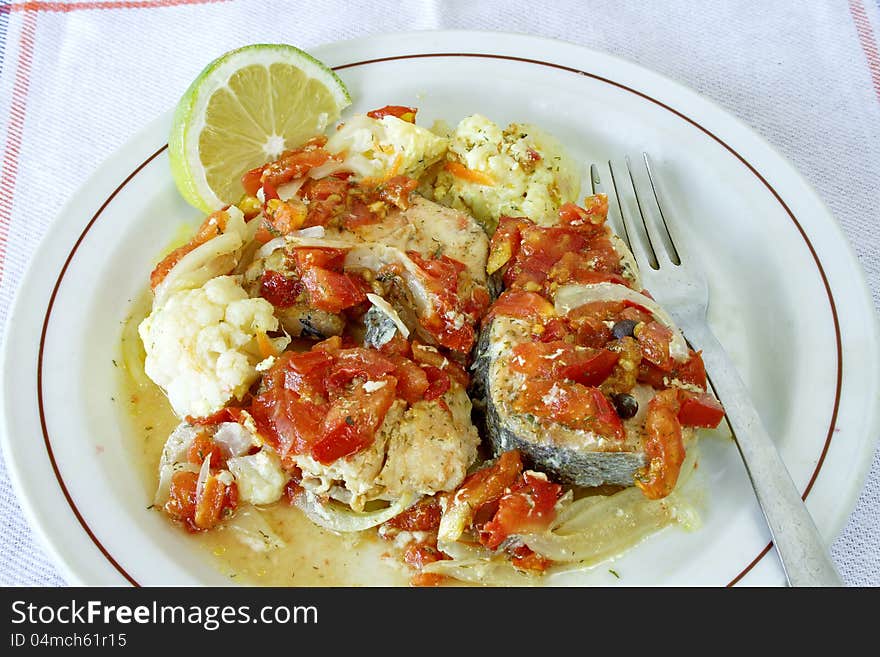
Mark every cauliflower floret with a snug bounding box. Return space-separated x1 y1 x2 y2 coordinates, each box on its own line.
326 114 448 180
227 450 287 505
431 114 581 232
139 275 286 418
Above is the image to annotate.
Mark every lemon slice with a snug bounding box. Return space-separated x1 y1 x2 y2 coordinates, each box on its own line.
169 44 351 213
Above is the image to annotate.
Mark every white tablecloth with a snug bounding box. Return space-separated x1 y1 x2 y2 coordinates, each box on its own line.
0 0 878 586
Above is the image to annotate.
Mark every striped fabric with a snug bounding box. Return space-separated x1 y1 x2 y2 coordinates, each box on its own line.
0 0 878 586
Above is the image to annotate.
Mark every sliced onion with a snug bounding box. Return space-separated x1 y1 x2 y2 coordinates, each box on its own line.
295 226 326 239
154 463 199 507
153 206 248 307
195 454 212 502
437 539 492 561
255 236 287 260
254 227 331 260
153 423 199 505
518 491 680 564
554 282 690 360
293 489 415 533
437 495 473 544
289 236 360 250
307 160 346 179
421 558 540 587
366 293 410 338
276 178 306 201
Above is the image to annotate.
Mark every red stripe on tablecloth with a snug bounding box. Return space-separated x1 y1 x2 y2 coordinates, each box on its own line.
0 9 36 283
0 0 228 14
850 0 880 103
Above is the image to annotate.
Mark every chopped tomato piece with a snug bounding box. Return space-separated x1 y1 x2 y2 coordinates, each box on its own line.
194 475 238 530
378 175 419 209
311 376 397 464
300 267 367 314
250 388 327 457
504 225 590 288
487 217 529 275
636 321 674 371
324 348 397 396
266 199 307 234
411 572 446 587
422 366 451 401
453 450 524 513
386 498 442 532
557 195 608 228
485 290 555 325
463 286 492 319
241 166 264 196
293 247 347 271
637 350 708 391
261 136 331 188
277 349 334 400
480 471 563 550
378 332 412 358
567 302 624 348
185 406 246 427
636 389 685 499
545 245 626 290
537 317 572 342
313 335 345 355
342 198 380 229
406 252 478 353
165 470 237 532
164 471 198 528
510 341 620 387
408 251 465 292
513 380 625 441
187 432 224 469
260 270 304 308
300 176 348 204
674 351 708 390
637 360 668 388
252 338 466 466
419 313 476 354
411 344 469 387
510 545 553 572
254 217 280 244
437 453 525 550
367 105 418 122
677 391 725 428
261 181 279 201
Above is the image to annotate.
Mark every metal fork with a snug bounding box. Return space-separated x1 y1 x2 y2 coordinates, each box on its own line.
592 154 842 587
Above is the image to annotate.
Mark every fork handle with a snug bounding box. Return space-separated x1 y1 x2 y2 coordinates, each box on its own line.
683 321 843 587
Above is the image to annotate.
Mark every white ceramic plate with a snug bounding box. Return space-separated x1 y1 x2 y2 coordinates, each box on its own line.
3 31 878 586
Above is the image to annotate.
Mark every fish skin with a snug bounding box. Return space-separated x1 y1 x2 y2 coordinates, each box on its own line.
363 305 399 349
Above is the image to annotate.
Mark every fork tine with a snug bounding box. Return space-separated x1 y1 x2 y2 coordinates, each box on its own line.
642 153 682 265
592 163 628 248
625 155 675 268
608 159 655 272
590 163 603 196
